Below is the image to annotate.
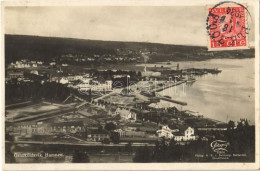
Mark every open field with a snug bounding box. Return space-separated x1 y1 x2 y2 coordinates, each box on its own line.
102 93 141 106
5 102 71 122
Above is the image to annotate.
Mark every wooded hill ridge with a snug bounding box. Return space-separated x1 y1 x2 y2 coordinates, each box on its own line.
5 34 255 64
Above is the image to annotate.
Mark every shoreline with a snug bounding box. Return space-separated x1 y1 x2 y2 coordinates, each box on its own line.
156 81 227 124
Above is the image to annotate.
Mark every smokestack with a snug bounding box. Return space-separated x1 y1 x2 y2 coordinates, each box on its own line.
141 53 149 63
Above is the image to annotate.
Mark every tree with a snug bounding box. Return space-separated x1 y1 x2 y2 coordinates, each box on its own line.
125 142 132 153
6 149 16 163
225 118 255 160
111 132 120 144
153 138 169 162
227 120 235 130
98 125 103 131
103 138 110 144
104 122 116 132
133 146 152 163
114 114 121 120
72 150 90 163
137 71 142 77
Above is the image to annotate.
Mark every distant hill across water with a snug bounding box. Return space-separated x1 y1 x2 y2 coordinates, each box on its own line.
5 34 255 64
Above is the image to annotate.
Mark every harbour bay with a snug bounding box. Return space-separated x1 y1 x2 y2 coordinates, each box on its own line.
156 58 255 123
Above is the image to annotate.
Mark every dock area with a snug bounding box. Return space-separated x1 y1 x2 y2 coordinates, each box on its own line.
159 97 187 105
151 80 188 105
152 80 186 92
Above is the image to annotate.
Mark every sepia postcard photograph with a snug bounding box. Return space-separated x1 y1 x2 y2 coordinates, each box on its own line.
1 0 259 170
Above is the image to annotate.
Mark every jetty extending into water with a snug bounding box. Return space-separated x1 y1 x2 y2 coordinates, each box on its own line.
140 80 188 106
159 96 187 106
153 80 187 105
152 80 186 92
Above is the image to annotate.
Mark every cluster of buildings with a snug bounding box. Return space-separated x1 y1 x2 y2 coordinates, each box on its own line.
6 120 111 142
6 71 24 79
76 80 113 91
7 121 85 137
59 50 141 64
142 66 161 77
5 92 222 144
5 70 33 83
89 101 137 122
157 125 198 142
50 74 90 84
90 99 199 142
9 60 44 68
114 107 137 121
5 69 48 83
49 73 113 91
114 127 146 138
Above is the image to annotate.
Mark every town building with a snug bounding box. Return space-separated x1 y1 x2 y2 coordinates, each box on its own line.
9 121 85 136
60 77 69 84
142 66 161 77
51 121 85 133
49 62 56 66
37 61 43 65
115 108 137 121
7 71 24 79
12 60 40 68
157 125 179 139
12 121 38 136
114 129 146 138
10 121 52 136
89 129 110 142
30 70 39 75
77 80 112 91
184 110 203 118
197 127 227 131
14 61 30 68
174 127 197 142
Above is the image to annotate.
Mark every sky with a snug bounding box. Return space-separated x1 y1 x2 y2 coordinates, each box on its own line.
4 6 255 46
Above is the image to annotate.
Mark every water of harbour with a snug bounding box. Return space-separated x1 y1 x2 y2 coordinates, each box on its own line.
155 58 255 124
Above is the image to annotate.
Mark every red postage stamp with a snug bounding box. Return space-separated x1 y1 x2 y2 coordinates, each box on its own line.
206 3 249 50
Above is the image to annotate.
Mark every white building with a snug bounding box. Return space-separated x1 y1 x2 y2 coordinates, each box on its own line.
77 80 112 92
174 127 196 142
60 77 69 84
67 76 75 82
37 61 43 65
184 110 203 118
142 66 161 77
49 62 56 66
30 70 39 75
82 77 92 84
157 125 179 139
74 75 83 80
14 62 31 68
115 108 137 121
90 80 112 91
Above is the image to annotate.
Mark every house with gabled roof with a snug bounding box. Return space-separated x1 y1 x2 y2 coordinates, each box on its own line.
115 107 137 121
173 127 197 142
157 125 179 139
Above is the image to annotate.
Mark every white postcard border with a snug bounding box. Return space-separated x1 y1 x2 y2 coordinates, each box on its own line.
1 0 259 170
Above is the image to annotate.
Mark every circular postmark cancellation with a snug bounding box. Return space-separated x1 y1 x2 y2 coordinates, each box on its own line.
206 1 251 50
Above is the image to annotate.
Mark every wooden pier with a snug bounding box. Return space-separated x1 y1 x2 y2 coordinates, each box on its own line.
159 97 187 106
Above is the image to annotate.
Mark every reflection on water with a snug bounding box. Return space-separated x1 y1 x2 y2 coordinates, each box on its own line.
158 58 255 124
